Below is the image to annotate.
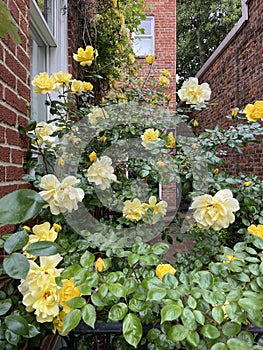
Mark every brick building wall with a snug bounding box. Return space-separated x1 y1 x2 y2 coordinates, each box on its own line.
139 0 176 106
0 0 30 234
195 0 263 177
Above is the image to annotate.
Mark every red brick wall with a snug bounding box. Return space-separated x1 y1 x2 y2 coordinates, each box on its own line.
138 0 176 107
195 0 263 177
0 0 30 233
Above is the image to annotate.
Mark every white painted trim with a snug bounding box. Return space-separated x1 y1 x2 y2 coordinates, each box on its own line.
30 0 57 46
196 0 249 78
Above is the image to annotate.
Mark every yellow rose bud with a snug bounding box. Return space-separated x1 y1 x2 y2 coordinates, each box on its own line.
58 157 65 167
23 225 31 232
244 181 252 187
156 264 176 280
53 223 62 232
193 119 199 127
231 108 238 117
101 97 106 104
95 257 105 272
99 135 107 142
89 151 97 162
213 168 219 175
159 76 170 85
157 161 165 168
166 94 172 101
145 55 155 65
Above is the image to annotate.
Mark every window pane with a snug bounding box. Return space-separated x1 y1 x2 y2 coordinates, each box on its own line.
136 19 152 36
134 37 154 56
35 0 54 34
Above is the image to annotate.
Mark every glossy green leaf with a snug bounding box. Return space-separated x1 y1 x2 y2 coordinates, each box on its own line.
124 278 137 294
201 324 220 339
168 324 188 342
66 297 86 309
62 309 81 334
128 298 147 313
222 322 241 336
5 329 20 345
109 303 128 321
0 189 46 224
0 299 12 316
4 315 29 336
193 310 205 325
186 331 200 347
109 283 126 298
123 313 142 348
212 306 225 325
211 343 228 350
3 253 29 279
147 287 166 301
161 304 182 324
227 338 252 350
4 230 28 254
80 251 95 267
26 241 60 256
238 297 263 311
82 304 96 329
60 264 81 279
181 308 197 330
151 242 169 255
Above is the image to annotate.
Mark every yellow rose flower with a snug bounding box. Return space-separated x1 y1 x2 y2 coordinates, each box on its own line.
71 79 84 92
87 156 117 190
112 0 117 7
190 189 240 231
165 132 175 148
95 257 105 272
128 53 135 64
193 119 199 127
60 278 82 313
213 168 219 175
73 45 97 66
33 121 58 146
244 181 252 187
88 106 108 125
32 72 56 94
142 196 168 223
123 198 144 222
243 100 263 122
157 161 165 168
39 174 84 215
248 224 263 239
156 264 176 280
160 69 171 78
83 81 93 92
51 71 72 87
141 128 160 147
178 77 211 106
89 151 97 162
159 76 170 85
145 55 155 65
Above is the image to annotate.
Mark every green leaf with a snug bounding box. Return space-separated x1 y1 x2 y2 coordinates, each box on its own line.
168 324 188 342
124 278 137 294
109 303 128 321
4 230 28 254
4 315 29 336
82 304 96 329
211 343 228 350
3 253 29 279
0 189 46 224
123 313 142 348
65 296 86 309
26 120 37 131
151 242 169 255
60 264 81 279
80 251 95 268
62 309 81 334
193 310 205 325
186 331 200 347
181 308 196 330
187 295 197 309
109 283 126 298
147 287 166 301
0 299 12 316
128 298 147 313
161 304 182 324
227 338 252 350
26 241 60 256
238 297 263 311
5 330 20 345
201 324 220 339
212 306 225 325
222 322 241 336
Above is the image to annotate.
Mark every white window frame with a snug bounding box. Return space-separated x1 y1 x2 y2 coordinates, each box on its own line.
30 0 68 121
133 16 155 57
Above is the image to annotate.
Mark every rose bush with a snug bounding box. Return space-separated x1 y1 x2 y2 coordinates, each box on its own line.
1 2 263 349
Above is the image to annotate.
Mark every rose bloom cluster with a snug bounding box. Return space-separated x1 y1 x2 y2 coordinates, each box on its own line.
123 196 168 224
141 128 175 148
